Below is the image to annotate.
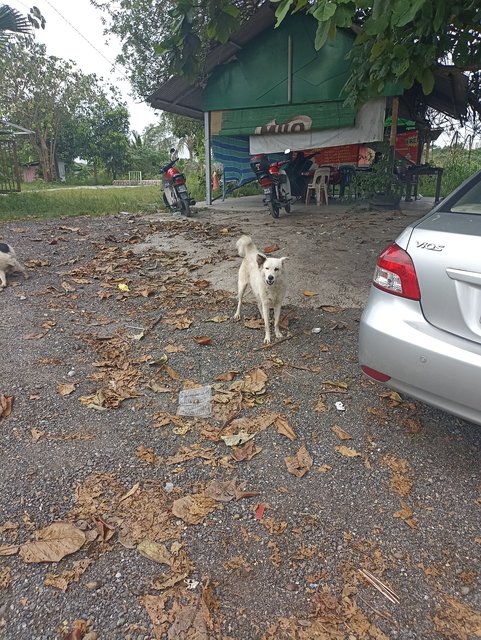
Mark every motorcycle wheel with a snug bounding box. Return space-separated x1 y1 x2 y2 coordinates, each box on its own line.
284 202 291 213
267 201 280 218
179 193 192 217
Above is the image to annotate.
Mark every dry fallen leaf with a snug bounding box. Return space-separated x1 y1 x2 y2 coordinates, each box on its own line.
221 431 255 447
335 445 361 458
136 445 159 465
31 428 45 442
331 425 352 440
0 544 19 556
137 540 172 565
320 305 343 313
206 315 229 323
172 493 218 525
433 595 481 639
263 243 280 254
243 317 264 330
274 415 297 441
394 499 417 529
215 371 239 381
285 445 313 477
0 566 12 590
303 290 318 297
231 440 262 462
44 558 92 592
0 395 13 420
318 464 332 473
19 522 86 563
57 383 76 396
193 336 212 346
315 397 329 412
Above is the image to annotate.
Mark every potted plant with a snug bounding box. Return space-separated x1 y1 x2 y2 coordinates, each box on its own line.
356 152 405 207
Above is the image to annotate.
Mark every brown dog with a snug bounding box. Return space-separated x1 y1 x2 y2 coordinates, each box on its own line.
0 243 28 289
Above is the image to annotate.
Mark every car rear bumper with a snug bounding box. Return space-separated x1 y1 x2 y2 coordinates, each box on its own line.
359 287 481 426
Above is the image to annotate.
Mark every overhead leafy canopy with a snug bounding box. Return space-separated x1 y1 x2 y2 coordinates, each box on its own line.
96 0 480 113
90 0 263 98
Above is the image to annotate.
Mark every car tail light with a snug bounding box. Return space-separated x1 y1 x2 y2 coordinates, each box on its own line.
373 243 421 300
361 365 391 382
259 177 272 187
173 176 185 186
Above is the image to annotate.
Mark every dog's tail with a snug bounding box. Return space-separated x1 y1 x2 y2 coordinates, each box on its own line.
236 235 257 258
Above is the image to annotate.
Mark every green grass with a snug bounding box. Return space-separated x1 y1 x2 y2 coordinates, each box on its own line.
0 186 164 221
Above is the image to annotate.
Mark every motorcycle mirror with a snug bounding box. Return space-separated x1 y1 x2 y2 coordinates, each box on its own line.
284 148 291 154
169 148 176 154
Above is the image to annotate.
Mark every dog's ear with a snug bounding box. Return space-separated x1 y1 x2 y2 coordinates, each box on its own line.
280 257 288 264
256 253 266 267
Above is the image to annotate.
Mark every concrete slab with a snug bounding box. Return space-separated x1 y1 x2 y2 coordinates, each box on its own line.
142 195 435 310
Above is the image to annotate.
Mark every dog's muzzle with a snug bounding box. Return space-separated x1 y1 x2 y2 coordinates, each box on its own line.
266 276 274 286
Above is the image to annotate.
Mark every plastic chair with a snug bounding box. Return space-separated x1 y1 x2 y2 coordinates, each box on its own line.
305 168 330 205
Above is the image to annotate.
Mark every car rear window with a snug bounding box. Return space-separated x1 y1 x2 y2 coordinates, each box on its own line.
447 175 481 214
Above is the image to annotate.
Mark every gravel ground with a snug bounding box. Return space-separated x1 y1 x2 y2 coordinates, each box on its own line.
0 209 480 640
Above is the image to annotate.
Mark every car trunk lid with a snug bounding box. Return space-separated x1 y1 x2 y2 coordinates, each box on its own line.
407 212 481 344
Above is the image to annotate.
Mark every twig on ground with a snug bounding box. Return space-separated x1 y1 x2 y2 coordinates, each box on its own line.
358 595 394 620
358 569 400 604
252 332 300 352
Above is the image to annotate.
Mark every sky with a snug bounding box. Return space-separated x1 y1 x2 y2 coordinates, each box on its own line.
9 0 160 134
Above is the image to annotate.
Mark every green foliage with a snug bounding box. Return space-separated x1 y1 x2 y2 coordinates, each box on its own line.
118 0 481 118
0 186 162 220
89 0 261 97
355 152 405 202
419 146 481 197
0 39 132 182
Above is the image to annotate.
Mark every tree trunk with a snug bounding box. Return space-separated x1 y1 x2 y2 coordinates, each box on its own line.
37 134 52 182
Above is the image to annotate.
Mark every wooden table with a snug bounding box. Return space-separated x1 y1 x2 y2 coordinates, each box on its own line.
404 165 444 203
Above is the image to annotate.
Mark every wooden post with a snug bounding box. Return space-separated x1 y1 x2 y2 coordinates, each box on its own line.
204 111 212 205
389 96 399 153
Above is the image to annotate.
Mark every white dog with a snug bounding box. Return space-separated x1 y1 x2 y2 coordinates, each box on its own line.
0 242 28 289
233 235 288 344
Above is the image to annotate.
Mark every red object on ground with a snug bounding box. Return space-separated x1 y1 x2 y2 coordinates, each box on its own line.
255 503 266 520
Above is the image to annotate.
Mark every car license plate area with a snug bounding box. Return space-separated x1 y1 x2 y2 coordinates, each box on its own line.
177 185 187 192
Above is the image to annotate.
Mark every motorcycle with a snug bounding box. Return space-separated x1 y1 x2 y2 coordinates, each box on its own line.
250 151 293 218
160 149 195 217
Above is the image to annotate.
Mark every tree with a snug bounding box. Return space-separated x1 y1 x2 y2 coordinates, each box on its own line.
0 4 44 45
89 0 262 98
0 38 131 181
128 130 170 178
76 104 131 180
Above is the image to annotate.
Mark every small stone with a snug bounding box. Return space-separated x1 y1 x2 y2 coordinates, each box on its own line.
85 581 99 590
286 582 298 592
84 633 98 640
460 586 470 596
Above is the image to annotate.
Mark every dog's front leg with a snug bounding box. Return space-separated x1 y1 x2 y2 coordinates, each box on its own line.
273 304 283 339
261 302 271 343
0 270 6 289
